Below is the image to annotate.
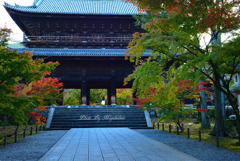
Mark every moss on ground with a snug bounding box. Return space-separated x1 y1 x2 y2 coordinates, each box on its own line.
152 120 240 152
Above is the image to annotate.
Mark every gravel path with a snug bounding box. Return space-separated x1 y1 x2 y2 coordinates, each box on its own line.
135 129 240 161
0 130 67 161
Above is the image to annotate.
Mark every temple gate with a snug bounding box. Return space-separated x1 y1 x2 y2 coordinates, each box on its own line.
4 0 149 105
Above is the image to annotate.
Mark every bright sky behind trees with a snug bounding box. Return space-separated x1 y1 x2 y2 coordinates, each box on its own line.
0 0 33 43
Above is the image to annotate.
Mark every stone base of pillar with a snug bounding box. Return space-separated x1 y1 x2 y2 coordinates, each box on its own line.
111 96 116 106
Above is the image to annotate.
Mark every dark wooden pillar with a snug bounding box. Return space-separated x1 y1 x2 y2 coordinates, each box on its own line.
81 74 87 106
132 90 137 105
87 88 90 105
110 74 116 105
107 88 111 105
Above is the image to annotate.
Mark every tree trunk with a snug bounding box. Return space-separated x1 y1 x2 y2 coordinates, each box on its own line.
227 94 240 143
200 87 210 128
14 125 19 135
176 119 183 131
211 73 225 136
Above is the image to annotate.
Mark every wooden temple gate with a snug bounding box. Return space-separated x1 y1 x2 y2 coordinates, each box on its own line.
4 0 149 105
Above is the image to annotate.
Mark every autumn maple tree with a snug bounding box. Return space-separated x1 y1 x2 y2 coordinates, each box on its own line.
0 28 60 125
30 77 63 105
27 77 63 125
133 75 210 130
125 0 240 142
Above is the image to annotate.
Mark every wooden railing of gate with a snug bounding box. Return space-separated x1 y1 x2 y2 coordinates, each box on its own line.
24 36 133 45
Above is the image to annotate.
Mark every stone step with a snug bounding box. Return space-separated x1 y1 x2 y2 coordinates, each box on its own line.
52 114 145 117
53 114 144 117
53 119 145 122
50 124 147 128
49 106 149 129
54 115 144 118
51 120 147 124
53 107 141 110
54 107 140 109
54 112 140 114
53 107 140 110
48 127 152 130
54 107 141 109
53 112 145 114
51 124 148 127
53 110 143 113
54 110 144 112
52 118 146 121
52 105 138 108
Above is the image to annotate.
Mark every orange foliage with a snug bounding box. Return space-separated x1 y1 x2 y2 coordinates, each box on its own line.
126 0 239 32
34 115 46 125
28 77 63 125
31 77 63 94
37 105 47 112
29 111 44 125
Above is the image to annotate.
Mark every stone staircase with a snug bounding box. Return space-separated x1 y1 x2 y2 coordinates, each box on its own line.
49 105 151 130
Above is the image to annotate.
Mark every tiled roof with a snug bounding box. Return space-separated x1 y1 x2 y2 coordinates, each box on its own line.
8 47 151 57
4 0 140 15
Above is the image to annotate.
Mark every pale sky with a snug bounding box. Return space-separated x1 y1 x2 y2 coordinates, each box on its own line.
0 0 33 43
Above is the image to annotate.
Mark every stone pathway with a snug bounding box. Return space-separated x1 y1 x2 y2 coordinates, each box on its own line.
39 128 199 161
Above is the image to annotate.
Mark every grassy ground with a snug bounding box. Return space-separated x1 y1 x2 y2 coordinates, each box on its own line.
151 119 240 152
0 125 44 148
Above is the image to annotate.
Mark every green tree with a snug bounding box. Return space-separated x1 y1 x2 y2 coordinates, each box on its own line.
116 89 133 105
0 28 59 125
125 0 240 142
90 89 107 104
132 74 203 130
64 89 81 105
64 89 108 105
